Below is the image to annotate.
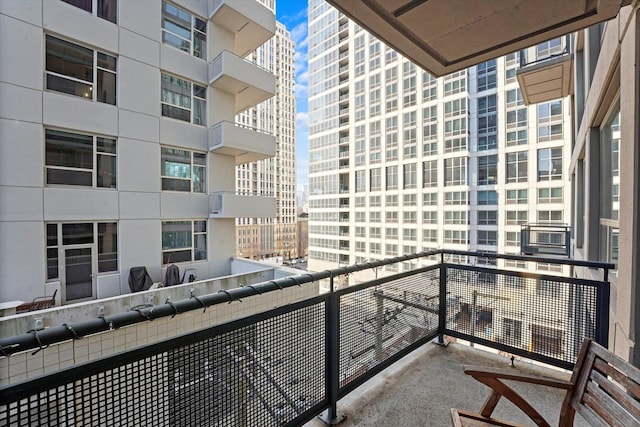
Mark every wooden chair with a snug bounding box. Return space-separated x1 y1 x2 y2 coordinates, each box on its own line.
451 339 640 426
15 289 57 313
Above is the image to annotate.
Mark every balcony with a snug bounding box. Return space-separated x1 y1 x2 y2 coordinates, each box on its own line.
0 251 613 426
209 191 276 218
208 120 275 164
516 36 573 105
209 0 276 57
209 50 275 113
521 223 571 257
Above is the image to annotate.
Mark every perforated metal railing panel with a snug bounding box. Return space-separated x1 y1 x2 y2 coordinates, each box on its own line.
443 264 601 366
0 300 326 427
337 267 440 390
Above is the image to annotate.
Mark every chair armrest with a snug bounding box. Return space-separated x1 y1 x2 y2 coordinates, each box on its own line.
462 365 572 427
464 365 573 390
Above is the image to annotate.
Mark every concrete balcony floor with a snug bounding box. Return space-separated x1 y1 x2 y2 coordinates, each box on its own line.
306 341 589 427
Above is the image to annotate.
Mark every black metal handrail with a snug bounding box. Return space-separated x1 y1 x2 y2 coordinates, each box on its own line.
0 250 613 357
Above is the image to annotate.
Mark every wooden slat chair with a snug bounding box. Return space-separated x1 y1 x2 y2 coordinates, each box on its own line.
451 339 640 427
15 289 57 313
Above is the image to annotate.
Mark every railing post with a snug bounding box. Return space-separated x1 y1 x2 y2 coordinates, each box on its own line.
597 274 611 348
435 253 449 346
320 273 346 425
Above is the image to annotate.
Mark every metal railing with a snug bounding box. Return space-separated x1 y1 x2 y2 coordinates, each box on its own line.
521 223 571 257
0 251 613 426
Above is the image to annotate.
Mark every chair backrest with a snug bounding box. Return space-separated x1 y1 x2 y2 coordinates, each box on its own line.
559 339 640 426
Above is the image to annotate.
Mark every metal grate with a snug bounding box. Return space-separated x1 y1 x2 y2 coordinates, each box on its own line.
337 267 440 390
1 301 326 427
444 264 601 367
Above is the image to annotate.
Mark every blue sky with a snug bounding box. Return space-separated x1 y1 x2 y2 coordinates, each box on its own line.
276 2 309 190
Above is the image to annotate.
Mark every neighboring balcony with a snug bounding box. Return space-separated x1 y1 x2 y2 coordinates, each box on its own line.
209 191 276 218
209 0 276 57
521 223 571 257
209 50 276 113
517 36 573 105
208 121 275 164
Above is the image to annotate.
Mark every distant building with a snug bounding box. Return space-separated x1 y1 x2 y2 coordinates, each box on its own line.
307 2 572 281
236 22 297 261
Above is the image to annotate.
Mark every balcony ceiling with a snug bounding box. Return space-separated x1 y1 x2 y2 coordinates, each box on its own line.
326 0 630 77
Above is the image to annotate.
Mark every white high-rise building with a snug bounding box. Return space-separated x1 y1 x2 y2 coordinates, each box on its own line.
0 0 277 304
236 21 297 261
307 0 572 281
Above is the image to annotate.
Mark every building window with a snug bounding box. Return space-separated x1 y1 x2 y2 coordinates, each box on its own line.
355 170 365 192
478 210 497 225
423 211 438 224
386 211 398 223
478 135 497 151
403 194 417 206
506 211 528 225
162 220 207 263
445 136 467 153
423 229 438 242
422 160 437 188
423 192 437 206
476 60 497 91
444 230 467 244
385 227 398 239
443 70 466 96
506 189 528 204
600 106 620 265
538 210 563 223
45 35 117 104
45 129 116 188
506 151 528 183
161 147 206 193
62 0 118 23
445 157 467 186
507 108 527 129
444 98 466 117
477 190 498 206
385 166 398 190
444 191 468 205
386 194 398 206
403 163 417 189
478 155 497 185
538 187 563 203
162 1 206 58
537 148 562 181
403 229 417 241
161 73 206 125
369 168 380 191
507 130 527 146
444 211 467 225
370 226 381 238
477 230 497 246
46 222 118 280
403 212 417 224
505 231 521 247
506 89 524 108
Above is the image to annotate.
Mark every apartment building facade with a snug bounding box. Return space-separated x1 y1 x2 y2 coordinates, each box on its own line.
0 0 277 304
236 21 297 262
307 0 572 282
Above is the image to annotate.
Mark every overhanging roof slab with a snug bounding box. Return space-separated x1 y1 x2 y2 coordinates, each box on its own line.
327 0 630 77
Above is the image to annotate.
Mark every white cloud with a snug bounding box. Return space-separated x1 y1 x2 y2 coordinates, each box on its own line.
296 111 309 129
290 22 308 48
